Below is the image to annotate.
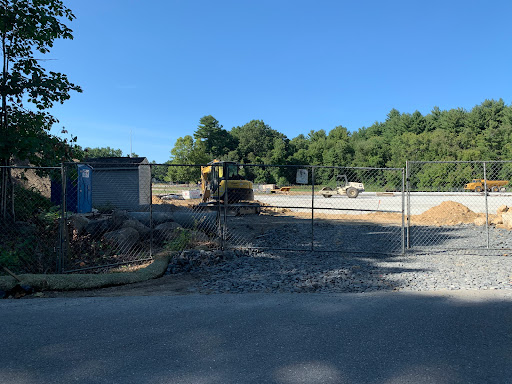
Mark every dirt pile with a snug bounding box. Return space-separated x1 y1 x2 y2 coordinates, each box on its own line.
152 195 203 209
12 168 51 198
412 201 484 226
152 195 171 205
258 201 291 215
290 201 490 227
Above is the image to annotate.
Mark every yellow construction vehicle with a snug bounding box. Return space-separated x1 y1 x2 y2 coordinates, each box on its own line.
199 160 259 214
464 179 508 192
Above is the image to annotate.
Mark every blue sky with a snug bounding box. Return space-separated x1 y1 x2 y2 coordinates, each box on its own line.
47 0 512 163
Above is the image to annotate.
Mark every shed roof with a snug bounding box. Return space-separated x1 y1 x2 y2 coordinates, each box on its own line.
83 157 148 169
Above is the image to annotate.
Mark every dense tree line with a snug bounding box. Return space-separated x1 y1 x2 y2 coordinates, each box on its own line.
164 99 512 188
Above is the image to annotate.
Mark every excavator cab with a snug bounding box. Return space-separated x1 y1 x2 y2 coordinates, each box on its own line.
201 161 254 203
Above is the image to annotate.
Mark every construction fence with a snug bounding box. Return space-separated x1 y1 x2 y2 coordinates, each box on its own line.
406 161 512 252
1 160 512 274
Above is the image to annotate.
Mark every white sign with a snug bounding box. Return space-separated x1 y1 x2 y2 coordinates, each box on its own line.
182 189 201 200
296 169 308 184
81 169 90 178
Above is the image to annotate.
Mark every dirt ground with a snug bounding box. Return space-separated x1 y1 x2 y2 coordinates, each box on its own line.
153 195 495 227
284 201 492 227
35 274 201 299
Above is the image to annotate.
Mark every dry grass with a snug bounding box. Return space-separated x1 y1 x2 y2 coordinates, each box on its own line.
108 262 153 273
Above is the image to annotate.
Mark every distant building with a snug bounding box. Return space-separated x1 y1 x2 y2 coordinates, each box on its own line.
85 157 151 210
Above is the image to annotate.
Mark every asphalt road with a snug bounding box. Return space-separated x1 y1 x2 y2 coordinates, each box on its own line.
256 192 512 215
2 291 512 384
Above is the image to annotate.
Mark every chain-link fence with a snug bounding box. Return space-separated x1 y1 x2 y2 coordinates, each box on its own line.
63 160 153 272
231 164 405 254
63 161 223 273
406 161 512 252
5 159 512 275
2 161 407 274
312 166 405 253
0 162 219 274
0 165 63 274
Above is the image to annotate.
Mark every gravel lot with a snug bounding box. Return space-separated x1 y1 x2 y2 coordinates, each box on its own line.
168 250 512 294
166 221 512 294
256 191 512 215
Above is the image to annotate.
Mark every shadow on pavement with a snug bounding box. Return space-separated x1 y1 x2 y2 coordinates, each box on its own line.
1 292 511 384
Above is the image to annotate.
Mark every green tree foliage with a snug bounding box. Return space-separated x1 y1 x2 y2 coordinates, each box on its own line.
231 120 285 163
168 99 512 186
167 135 209 183
0 0 81 219
84 146 123 158
193 115 236 159
150 160 171 182
229 120 288 183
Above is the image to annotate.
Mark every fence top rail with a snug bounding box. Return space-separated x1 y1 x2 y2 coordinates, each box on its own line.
81 166 148 171
407 160 512 165
215 163 403 171
0 165 60 170
304 165 404 171
74 162 405 171
68 162 203 167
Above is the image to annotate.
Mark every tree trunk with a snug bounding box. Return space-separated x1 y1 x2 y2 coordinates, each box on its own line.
0 159 13 222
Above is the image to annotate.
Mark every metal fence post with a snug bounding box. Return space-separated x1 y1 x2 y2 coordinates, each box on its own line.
149 164 153 258
58 163 67 273
311 166 315 252
406 161 411 249
483 161 490 248
223 163 228 250
216 164 222 250
401 167 405 254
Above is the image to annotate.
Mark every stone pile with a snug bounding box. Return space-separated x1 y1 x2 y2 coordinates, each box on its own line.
68 209 214 253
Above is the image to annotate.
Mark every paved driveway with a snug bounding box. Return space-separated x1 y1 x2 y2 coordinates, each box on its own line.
1 291 512 384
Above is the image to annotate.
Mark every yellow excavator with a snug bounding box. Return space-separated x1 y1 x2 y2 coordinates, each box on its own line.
200 160 259 214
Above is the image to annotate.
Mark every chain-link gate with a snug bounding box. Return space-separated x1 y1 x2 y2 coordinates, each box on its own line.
222 164 405 254
312 166 405 254
406 161 512 252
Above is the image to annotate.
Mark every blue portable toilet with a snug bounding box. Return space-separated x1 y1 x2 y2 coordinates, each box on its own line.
77 164 92 213
51 164 93 213
51 177 77 212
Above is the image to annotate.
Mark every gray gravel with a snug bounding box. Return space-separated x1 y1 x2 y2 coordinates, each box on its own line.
166 222 512 294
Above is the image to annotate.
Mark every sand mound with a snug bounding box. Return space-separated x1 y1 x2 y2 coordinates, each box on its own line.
258 201 291 215
413 201 482 225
